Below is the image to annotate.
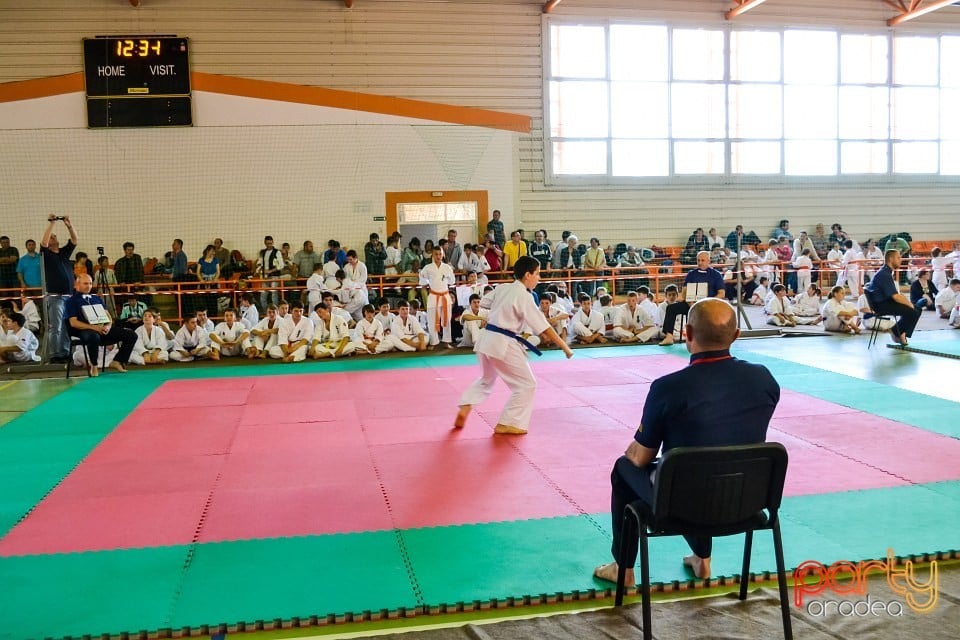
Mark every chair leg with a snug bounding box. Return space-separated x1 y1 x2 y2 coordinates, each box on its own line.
639 529 652 640
867 321 880 349
771 519 794 640
739 529 754 600
615 511 635 606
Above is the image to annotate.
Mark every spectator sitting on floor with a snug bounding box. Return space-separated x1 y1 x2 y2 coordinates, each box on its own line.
910 269 937 312
791 284 823 325
571 292 607 344
764 284 797 327
822 285 862 334
129 310 169 365
0 312 40 363
750 276 770 306
934 279 960 319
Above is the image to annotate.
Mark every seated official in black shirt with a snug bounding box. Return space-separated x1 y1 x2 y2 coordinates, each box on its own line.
593 298 780 585
864 249 920 346
65 274 137 376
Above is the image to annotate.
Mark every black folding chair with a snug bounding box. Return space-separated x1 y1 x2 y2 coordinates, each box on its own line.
866 314 895 349
66 334 107 378
615 443 792 640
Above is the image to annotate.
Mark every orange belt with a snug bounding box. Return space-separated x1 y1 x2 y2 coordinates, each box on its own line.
430 290 450 327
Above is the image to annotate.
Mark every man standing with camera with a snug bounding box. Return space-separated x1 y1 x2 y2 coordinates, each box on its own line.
40 214 78 362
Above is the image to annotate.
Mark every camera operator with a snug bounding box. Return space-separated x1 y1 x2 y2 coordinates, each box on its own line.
40 214 78 362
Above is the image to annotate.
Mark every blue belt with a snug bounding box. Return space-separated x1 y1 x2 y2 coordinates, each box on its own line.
485 323 542 356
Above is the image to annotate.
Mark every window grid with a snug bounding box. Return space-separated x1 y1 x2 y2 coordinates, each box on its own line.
546 21 957 181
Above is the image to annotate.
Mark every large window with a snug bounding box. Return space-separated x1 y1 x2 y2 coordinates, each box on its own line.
546 22 960 181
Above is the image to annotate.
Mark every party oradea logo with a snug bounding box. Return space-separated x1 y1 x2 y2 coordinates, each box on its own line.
793 548 938 618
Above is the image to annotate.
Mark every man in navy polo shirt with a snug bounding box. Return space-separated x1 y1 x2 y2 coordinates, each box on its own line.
594 298 780 585
66 273 137 376
864 249 920 346
659 250 726 345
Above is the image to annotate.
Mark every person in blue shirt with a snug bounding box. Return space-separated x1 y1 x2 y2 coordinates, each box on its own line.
594 298 780 585
659 251 725 346
16 239 42 288
322 239 347 268
864 249 920 346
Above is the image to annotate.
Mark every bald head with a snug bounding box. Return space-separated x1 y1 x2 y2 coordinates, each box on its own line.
686 298 738 351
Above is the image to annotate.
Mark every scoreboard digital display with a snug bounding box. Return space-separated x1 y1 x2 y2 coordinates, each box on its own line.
83 36 192 128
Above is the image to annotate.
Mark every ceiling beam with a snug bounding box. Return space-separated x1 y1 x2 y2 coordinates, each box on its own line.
725 0 771 20
888 0 957 25
544 0 563 13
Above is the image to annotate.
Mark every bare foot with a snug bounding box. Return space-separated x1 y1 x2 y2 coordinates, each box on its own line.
283 354 295 363
108 361 128 373
683 554 711 579
89 365 99 377
659 334 674 346
209 351 220 361
593 561 634 586
454 405 471 429
493 423 527 435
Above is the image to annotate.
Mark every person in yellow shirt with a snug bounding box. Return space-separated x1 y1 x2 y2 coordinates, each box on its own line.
502 230 528 270
583 237 605 296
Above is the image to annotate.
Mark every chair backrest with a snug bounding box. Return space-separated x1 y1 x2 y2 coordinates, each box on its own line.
652 443 788 532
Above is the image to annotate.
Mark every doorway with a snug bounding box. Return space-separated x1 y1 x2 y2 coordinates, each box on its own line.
385 190 488 248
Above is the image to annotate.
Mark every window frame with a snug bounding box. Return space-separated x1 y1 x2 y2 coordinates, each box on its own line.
542 17 960 186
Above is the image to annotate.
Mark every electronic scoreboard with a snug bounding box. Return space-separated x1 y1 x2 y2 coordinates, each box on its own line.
83 36 192 128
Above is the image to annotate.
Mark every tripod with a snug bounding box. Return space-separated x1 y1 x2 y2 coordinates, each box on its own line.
734 234 752 330
95 255 117 318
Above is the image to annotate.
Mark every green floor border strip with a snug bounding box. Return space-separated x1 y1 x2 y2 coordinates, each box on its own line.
4 479 958 640
719 346 960 439
0 544 191 640
889 343 960 359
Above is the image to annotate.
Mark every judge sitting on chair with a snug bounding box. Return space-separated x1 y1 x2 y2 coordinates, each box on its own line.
65 273 137 376
594 298 780 585
658 251 725 346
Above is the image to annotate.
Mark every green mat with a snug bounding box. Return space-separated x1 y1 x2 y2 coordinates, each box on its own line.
2 346 958 639
3 480 959 640
889 332 960 359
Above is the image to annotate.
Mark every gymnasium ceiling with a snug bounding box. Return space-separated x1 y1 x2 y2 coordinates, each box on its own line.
120 0 960 28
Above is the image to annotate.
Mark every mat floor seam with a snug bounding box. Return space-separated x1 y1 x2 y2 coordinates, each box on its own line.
776 428 917 485
362 423 426 610
165 421 238 630
504 439 611 540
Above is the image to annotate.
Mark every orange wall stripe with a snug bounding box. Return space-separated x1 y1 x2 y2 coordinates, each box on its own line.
192 72 530 133
1 71 531 134
0 72 84 103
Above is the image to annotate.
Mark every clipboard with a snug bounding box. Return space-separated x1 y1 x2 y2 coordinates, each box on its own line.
82 303 111 325
685 282 709 303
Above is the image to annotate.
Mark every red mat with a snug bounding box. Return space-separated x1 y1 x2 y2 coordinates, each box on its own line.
771 414 960 484
370 439 581 528
0 490 210 556
3 356 957 555
198 481 392 542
